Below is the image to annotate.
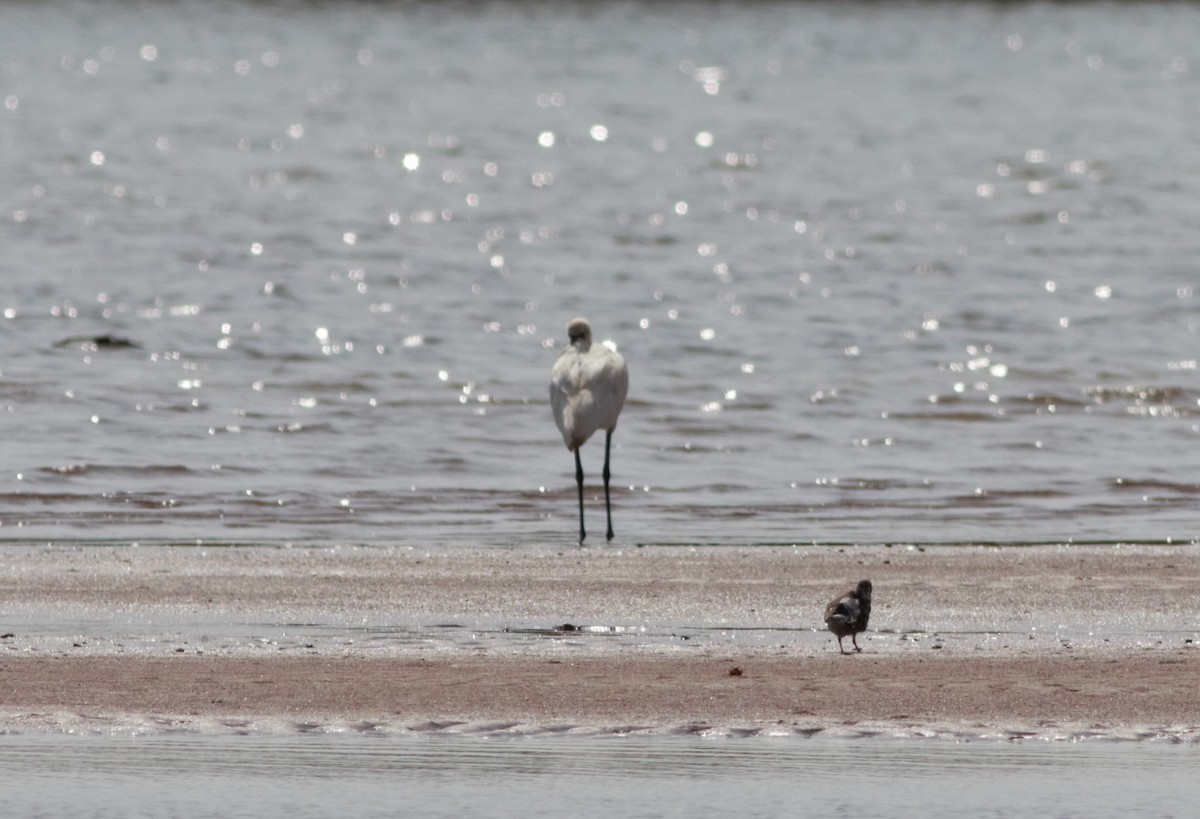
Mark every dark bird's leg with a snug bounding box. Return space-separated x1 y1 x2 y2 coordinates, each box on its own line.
837 636 847 655
574 448 586 544
852 634 862 652
603 429 615 541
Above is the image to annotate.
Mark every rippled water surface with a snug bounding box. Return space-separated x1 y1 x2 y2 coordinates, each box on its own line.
2 1 1199 547
2 733 1197 818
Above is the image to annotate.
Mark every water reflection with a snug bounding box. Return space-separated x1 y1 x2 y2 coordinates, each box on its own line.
1 734 1197 819
2 2 1200 546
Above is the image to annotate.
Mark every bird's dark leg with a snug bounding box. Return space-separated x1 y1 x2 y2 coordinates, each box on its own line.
852 634 862 652
603 429 615 541
574 448 586 544
837 636 848 655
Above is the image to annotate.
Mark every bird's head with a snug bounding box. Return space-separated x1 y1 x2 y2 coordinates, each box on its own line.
567 317 593 345
856 579 873 600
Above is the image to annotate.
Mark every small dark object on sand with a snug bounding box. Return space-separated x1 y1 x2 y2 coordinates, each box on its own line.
824 579 872 654
728 666 743 677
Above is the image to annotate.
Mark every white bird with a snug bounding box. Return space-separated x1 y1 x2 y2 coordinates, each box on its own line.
549 317 629 543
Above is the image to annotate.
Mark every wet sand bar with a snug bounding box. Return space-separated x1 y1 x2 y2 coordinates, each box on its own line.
1 543 1198 737
3 651 1199 738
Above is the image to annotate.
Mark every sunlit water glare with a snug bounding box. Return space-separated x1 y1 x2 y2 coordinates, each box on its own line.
1 2 1198 547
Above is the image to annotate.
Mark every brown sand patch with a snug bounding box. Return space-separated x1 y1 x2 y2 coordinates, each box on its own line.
2 651 1198 736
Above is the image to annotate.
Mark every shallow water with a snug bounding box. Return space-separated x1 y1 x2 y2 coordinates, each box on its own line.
2 1 1200 548
1 733 1196 818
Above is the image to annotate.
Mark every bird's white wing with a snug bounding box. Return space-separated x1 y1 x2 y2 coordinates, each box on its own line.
591 350 628 428
550 350 587 448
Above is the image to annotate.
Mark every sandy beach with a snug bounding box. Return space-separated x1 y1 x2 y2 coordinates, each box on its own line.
2 543 1199 739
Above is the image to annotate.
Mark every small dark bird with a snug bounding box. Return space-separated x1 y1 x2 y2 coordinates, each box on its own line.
824 579 872 654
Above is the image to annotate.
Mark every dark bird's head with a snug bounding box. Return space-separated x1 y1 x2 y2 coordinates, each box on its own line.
856 579 872 601
567 317 592 345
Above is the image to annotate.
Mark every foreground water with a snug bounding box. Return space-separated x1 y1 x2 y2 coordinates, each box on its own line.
1 733 1195 818
2 4 1199 550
